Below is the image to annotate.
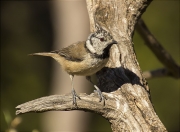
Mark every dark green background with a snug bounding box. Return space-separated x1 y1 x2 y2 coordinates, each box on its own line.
1 1 179 131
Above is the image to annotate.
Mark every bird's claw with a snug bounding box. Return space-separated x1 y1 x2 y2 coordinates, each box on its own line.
72 89 81 106
94 86 105 105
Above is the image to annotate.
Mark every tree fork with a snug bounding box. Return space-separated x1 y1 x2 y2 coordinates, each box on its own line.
16 0 167 131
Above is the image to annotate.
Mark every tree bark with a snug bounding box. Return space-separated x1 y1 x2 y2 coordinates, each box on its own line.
16 0 167 131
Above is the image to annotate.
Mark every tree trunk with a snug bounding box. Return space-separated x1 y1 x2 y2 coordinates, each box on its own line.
16 0 167 131
86 1 166 131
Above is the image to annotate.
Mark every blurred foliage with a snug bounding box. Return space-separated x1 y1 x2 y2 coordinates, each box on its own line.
1 1 179 132
1 1 53 131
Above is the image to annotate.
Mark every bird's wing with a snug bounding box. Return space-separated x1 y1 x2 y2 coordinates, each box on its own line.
51 41 87 62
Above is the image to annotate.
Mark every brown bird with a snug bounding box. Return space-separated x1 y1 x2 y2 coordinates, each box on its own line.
30 30 117 105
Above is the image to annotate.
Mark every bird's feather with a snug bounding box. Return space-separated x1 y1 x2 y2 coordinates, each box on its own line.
51 41 87 62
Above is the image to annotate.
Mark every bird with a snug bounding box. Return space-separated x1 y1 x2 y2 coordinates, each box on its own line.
30 28 117 105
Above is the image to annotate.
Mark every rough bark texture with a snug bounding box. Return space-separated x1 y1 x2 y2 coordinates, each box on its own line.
16 0 167 131
86 0 167 131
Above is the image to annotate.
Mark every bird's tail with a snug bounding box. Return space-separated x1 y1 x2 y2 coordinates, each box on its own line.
29 52 62 66
29 52 57 57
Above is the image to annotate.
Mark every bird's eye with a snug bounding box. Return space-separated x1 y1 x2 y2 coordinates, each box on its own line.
100 38 104 41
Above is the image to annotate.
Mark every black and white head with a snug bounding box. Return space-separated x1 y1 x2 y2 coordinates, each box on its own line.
85 27 117 59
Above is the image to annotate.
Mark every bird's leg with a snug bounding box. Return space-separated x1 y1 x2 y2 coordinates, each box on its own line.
69 75 81 105
86 76 105 105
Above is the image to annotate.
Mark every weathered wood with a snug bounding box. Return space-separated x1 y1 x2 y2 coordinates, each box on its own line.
86 0 167 131
16 0 167 131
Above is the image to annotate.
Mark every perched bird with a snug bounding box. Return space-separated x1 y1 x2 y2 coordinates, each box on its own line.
30 29 117 105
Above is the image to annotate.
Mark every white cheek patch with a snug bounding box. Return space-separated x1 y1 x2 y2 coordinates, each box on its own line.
86 40 96 54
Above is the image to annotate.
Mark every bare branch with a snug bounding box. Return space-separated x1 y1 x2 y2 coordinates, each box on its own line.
143 68 173 79
16 93 105 115
137 19 180 79
16 84 167 131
